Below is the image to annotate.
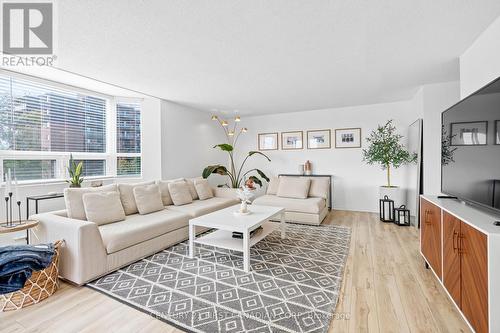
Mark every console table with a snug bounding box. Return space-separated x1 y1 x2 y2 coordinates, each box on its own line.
26 193 64 219
420 195 500 333
278 174 333 210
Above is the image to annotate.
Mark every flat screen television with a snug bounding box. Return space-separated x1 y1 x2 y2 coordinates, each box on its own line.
441 77 500 213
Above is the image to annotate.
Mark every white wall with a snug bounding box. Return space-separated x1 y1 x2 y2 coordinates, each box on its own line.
236 101 419 212
460 15 500 98
160 100 226 182
411 82 461 195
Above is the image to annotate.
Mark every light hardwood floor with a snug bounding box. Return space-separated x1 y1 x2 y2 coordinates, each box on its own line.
0 211 471 333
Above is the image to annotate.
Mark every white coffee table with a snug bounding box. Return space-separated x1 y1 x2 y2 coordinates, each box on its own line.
188 204 286 272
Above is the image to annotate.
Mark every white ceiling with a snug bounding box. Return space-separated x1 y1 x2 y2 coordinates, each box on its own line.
54 0 500 115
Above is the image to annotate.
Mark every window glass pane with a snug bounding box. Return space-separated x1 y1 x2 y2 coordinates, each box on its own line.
73 160 106 177
3 159 56 181
117 103 141 153
0 76 106 153
117 157 141 176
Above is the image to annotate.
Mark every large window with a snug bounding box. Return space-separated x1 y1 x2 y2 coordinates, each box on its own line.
0 74 142 182
116 102 141 176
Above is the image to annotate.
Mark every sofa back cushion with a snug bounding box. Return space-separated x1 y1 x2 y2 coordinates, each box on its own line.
118 181 155 215
157 178 184 206
168 181 193 206
308 177 330 199
185 177 201 200
266 177 280 195
276 177 311 199
64 184 118 220
133 184 165 215
82 191 125 225
194 178 213 200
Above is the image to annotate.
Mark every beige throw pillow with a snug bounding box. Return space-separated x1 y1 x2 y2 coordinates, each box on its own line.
133 184 164 215
82 191 125 225
157 178 183 206
266 177 280 195
194 178 213 200
118 181 155 215
276 177 311 199
308 177 330 199
168 181 193 206
64 184 118 220
185 177 201 200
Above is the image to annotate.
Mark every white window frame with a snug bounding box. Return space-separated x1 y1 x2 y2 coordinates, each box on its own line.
0 71 143 185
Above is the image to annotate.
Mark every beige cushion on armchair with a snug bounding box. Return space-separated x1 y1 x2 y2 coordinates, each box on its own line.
133 184 164 214
276 177 311 199
82 191 125 225
266 177 280 195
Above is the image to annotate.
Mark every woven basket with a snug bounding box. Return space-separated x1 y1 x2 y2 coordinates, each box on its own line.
0 240 63 311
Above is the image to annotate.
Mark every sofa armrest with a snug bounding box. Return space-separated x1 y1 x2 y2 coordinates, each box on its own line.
32 212 107 285
213 187 238 199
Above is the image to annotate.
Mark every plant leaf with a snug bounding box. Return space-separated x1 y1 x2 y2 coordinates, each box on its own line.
213 144 233 152
255 169 269 182
248 176 262 187
202 165 229 178
248 151 271 161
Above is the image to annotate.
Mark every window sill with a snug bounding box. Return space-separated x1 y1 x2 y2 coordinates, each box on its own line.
0 175 142 189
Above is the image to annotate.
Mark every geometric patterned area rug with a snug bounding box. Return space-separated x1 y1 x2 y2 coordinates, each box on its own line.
88 223 351 333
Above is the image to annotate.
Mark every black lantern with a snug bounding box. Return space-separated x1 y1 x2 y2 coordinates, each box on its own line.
379 195 394 222
394 205 411 226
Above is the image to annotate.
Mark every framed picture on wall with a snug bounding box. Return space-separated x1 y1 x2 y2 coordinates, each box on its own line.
450 121 488 146
307 129 331 149
335 128 362 148
281 131 303 150
258 132 278 150
496 120 500 145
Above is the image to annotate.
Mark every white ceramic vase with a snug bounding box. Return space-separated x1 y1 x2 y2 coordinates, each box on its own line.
240 201 248 213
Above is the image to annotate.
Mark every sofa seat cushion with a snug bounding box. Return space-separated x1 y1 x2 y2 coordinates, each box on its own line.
98 209 189 254
167 197 239 217
253 195 326 214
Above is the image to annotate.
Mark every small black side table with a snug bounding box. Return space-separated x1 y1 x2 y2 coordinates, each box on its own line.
26 193 64 219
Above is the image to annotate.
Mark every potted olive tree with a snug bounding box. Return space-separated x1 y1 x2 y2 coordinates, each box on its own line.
363 120 417 208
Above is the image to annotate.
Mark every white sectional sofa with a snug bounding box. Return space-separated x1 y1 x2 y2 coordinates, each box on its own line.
32 180 238 285
253 176 330 225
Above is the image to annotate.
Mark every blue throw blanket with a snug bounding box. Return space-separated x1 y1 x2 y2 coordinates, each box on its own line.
0 243 55 295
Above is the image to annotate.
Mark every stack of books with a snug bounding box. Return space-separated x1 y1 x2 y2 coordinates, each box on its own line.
232 226 263 239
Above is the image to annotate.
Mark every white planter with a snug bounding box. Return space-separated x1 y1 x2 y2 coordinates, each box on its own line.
379 186 406 220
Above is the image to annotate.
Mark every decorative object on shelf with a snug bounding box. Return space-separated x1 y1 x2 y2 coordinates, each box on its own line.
235 186 255 214
450 121 488 146
298 164 305 175
379 195 394 222
335 128 362 148
258 132 278 151
203 112 270 188
307 129 331 149
281 131 303 150
2 169 23 228
394 205 411 226
304 160 312 175
66 154 84 188
363 120 417 208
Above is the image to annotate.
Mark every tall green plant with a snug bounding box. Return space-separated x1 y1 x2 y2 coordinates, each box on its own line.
362 120 417 187
203 144 270 188
67 154 84 187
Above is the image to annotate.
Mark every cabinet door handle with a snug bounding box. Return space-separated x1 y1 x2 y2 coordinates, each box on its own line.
425 210 431 225
452 231 458 252
458 233 465 255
